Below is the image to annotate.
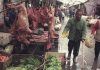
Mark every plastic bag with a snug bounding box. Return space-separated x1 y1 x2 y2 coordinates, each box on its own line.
62 31 69 38
85 34 95 48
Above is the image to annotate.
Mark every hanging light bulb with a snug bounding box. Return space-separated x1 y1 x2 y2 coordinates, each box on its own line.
29 3 31 7
39 0 42 4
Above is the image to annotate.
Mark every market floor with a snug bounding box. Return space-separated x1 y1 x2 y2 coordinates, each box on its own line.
58 17 100 70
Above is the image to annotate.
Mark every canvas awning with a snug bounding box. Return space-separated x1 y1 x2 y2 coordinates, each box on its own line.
57 0 88 6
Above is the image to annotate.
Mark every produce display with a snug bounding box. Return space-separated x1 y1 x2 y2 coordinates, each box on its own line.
45 56 62 70
6 56 42 70
0 54 9 62
6 67 27 70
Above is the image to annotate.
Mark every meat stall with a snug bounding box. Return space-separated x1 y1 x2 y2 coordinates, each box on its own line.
4 0 59 54
26 0 59 53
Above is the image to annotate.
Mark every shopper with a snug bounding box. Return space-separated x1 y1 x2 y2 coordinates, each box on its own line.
91 17 100 62
62 9 87 63
69 7 75 17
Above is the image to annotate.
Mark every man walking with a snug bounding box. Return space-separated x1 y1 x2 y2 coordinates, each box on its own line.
62 9 87 63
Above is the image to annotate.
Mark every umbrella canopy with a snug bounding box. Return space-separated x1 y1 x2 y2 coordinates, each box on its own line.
57 0 88 6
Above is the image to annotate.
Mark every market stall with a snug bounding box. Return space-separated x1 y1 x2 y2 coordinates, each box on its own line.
0 0 59 54
0 0 65 70
27 0 59 54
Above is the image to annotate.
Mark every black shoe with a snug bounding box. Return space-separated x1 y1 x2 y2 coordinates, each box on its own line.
67 54 71 60
67 53 71 60
67 56 71 60
94 57 98 62
73 57 77 63
92 60 98 70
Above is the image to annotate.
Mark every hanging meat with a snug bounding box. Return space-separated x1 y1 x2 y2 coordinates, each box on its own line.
27 7 41 30
47 6 59 39
27 6 59 49
10 3 32 44
39 7 47 24
17 4 32 33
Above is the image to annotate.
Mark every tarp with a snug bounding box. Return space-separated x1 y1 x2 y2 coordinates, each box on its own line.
57 0 88 6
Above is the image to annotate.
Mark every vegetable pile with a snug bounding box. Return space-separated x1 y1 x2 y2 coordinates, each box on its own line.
6 67 27 70
45 56 62 70
6 56 42 70
0 54 9 62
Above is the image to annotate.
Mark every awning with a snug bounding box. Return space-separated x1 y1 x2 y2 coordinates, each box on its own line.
57 0 88 6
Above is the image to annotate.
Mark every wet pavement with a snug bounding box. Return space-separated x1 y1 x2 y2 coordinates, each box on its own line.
58 17 100 70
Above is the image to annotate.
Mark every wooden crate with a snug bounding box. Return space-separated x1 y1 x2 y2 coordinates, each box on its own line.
45 52 65 62
44 52 66 70
11 54 44 70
